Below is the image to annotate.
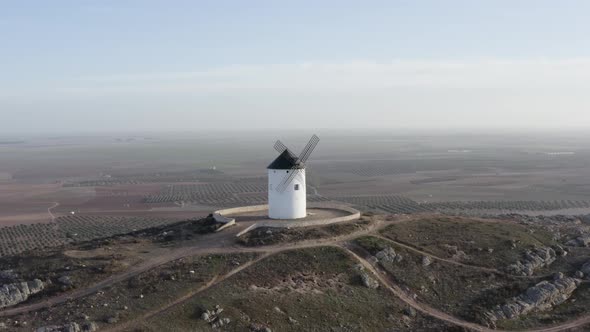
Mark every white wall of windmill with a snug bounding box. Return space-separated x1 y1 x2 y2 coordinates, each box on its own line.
268 168 306 219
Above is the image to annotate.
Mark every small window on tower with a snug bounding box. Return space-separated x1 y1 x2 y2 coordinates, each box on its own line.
294 184 300 191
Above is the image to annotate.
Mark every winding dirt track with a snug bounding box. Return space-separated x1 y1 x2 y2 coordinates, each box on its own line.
0 218 386 318
47 202 59 221
1 216 589 332
370 234 551 281
105 253 271 332
47 202 59 231
340 244 497 332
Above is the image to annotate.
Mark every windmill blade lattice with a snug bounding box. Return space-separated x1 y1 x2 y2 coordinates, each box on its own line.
298 134 320 163
273 140 289 154
274 134 320 193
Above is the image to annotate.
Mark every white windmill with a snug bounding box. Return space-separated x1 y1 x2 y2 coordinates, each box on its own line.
267 135 320 219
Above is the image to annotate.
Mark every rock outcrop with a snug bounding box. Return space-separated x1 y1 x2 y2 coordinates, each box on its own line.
506 247 556 276
0 279 44 309
0 270 18 282
483 277 580 327
375 247 402 264
58 276 73 287
579 260 590 277
36 323 80 332
443 244 469 261
354 264 379 289
200 305 231 329
35 322 98 332
566 235 590 247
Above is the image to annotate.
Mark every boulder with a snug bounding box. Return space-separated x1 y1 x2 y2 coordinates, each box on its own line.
566 235 590 247
421 256 432 267
200 305 231 328
450 248 469 261
360 272 379 289
375 247 402 264
403 307 417 318
0 279 44 309
58 276 73 287
554 245 567 256
105 316 118 324
354 264 379 289
553 272 564 281
81 322 98 332
580 260 590 277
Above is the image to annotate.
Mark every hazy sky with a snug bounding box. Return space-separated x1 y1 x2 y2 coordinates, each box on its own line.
1 1 590 133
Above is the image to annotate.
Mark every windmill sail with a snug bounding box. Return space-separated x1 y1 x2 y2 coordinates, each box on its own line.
298 134 320 163
275 135 320 193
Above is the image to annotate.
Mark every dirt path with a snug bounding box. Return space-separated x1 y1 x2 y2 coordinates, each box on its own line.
339 244 498 332
0 217 394 318
341 243 590 332
0 246 198 317
104 253 271 332
47 201 60 232
370 234 550 280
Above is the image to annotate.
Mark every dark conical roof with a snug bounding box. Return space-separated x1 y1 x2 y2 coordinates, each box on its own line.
267 150 304 169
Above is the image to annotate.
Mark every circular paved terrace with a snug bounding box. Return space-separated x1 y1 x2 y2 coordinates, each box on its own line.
213 203 361 236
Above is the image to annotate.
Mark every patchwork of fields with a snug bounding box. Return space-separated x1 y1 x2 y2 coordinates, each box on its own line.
143 181 329 206
0 215 181 257
331 194 590 215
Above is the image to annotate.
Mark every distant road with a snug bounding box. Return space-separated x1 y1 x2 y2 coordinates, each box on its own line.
47 202 59 222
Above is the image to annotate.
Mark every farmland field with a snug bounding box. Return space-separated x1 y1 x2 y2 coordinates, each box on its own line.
1 131 590 257
329 194 590 215
144 182 329 206
56 215 183 241
0 215 182 257
329 195 431 214
63 168 225 187
422 200 590 212
0 223 66 257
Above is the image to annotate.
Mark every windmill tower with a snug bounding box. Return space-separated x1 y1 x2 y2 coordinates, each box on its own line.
268 135 320 219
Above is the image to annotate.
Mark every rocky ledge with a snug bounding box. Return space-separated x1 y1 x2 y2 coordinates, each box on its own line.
506 247 556 276
0 279 44 309
483 275 580 327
